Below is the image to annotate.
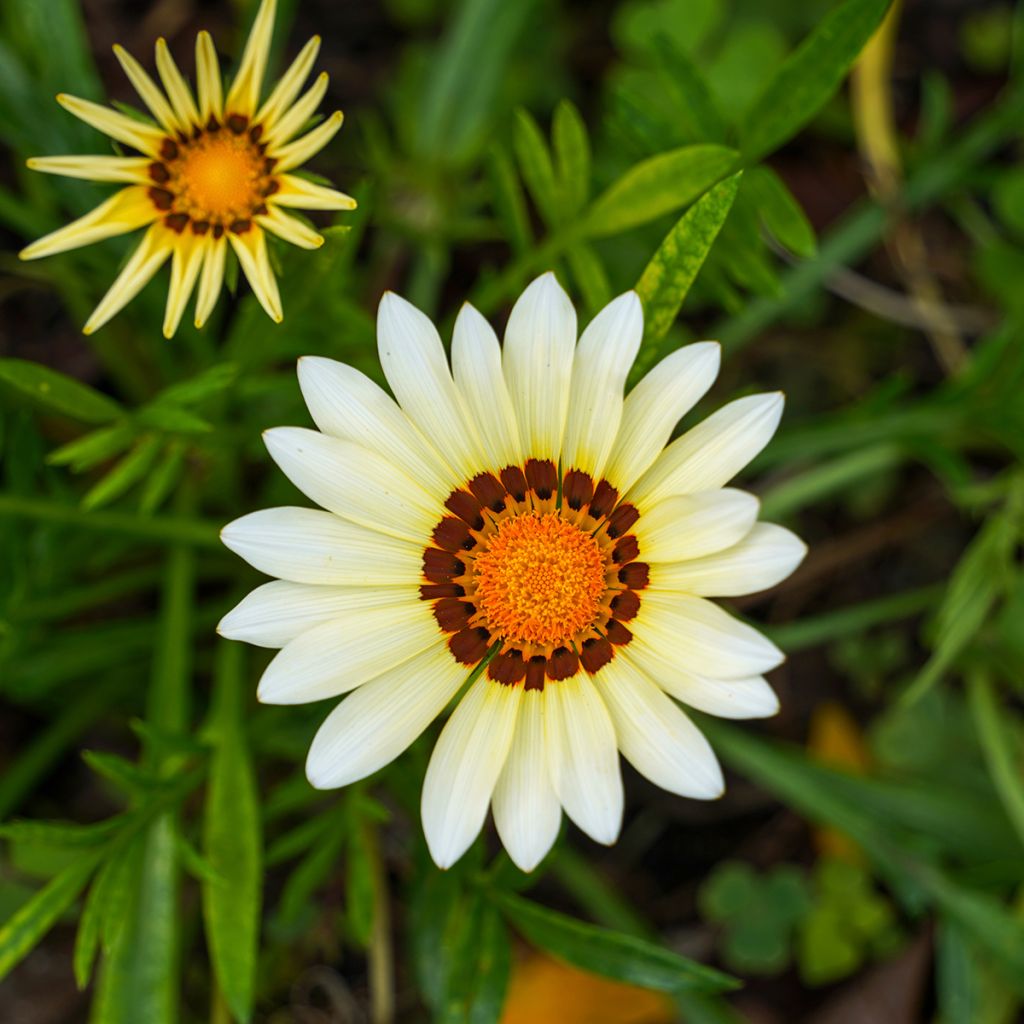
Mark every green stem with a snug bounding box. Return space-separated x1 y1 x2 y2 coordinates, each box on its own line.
0 493 221 547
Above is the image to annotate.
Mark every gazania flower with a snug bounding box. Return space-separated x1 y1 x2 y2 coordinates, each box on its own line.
19 0 353 338
219 273 806 871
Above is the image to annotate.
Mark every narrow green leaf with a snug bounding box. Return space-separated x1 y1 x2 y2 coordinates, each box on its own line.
636 171 740 344
585 144 738 238
487 144 532 255
0 853 99 982
740 0 892 162
552 99 590 216
493 891 739 994
513 108 560 227
136 404 213 434
81 434 163 511
202 641 262 1024
156 363 238 406
566 243 612 314
345 814 376 949
74 846 129 989
968 671 1024 850
0 359 122 424
83 750 162 796
90 819 180 1023
464 904 512 1024
651 34 727 143
138 441 186 514
745 166 817 258
47 422 135 472
0 817 124 847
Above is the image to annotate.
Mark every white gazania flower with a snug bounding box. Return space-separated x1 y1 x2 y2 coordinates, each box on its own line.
19 0 354 338
219 273 806 871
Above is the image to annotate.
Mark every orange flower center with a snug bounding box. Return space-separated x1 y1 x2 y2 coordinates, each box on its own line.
473 513 606 648
176 135 264 219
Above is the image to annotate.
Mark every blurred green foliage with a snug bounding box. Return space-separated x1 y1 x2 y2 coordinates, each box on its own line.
1 0 1024 1020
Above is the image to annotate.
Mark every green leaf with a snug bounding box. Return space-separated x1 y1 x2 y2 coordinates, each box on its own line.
138 441 186 514
745 166 817 258
493 891 739 994
73 844 133 989
90 818 180 1024
650 34 727 143
0 817 124 847
81 434 164 511
902 507 1015 704
136 404 213 434
513 108 560 227
156 363 238 406
567 244 612 314
740 0 891 162
585 144 738 237
47 422 135 472
202 642 262 1024
83 750 163 797
636 171 740 344
487 145 532 255
0 852 99 982
345 813 376 949
552 99 590 216
0 359 122 424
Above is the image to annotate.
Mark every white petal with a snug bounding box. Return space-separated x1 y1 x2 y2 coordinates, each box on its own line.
638 489 759 563
545 675 623 845
592 658 723 798
256 604 440 704
651 523 807 597
422 679 522 869
377 293 483 480
502 272 577 462
306 645 464 788
623 651 780 719
220 506 421 584
560 291 643 479
631 591 783 679
604 342 720 494
297 356 456 500
263 427 437 543
492 689 562 872
451 304 522 470
217 579 420 648
628 393 784 510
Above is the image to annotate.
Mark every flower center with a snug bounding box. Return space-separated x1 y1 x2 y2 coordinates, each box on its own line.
176 135 263 219
473 512 606 649
147 117 277 234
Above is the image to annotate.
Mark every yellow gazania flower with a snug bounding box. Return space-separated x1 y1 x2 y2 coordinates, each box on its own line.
219 273 807 871
19 0 354 338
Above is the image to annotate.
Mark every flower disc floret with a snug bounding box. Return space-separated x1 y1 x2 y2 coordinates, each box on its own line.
473 513 606 648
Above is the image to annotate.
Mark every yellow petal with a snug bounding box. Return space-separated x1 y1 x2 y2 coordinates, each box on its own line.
256 35 320 129
255 205 323 249
83 223 174 334
26 155 152 184
195 31 224 122
163 232 207 337
155 38 200 128
228 226 282 322
113 44 180 134
273 173 356 211
263 72 328 148
19 186 158 260
194 233 227 328
225 0 277 117
56 94 164 156
272 110 343 172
